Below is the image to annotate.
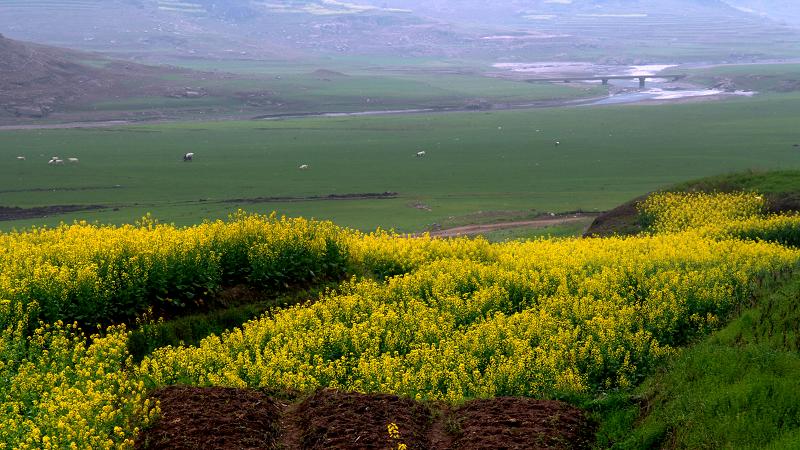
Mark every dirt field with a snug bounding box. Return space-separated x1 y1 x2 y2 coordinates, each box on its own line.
0 205 106 222
137 387 595 449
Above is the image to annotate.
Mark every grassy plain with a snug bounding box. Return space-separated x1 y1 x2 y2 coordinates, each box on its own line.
686 63 800 92
3 91 800 232
69 68 603 120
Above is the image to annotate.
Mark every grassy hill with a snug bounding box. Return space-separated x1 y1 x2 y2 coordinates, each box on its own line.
587 170 800 448
0 33 187 119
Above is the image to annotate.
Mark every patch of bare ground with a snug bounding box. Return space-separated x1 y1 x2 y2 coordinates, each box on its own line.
429 398 595 450
222 192 398 204
284 389 432 450
583 197 647 238
136 386 283 450
137 388 596 450
0 204 105 222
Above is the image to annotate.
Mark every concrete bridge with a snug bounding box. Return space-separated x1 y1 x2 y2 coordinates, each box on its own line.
525 74 687 88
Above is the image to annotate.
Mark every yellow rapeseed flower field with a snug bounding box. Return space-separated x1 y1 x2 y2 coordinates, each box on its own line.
3 195 800 447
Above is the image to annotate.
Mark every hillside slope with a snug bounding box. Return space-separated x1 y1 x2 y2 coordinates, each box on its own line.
723 0 800 27
0 33 187 119
582 170 800 447
596 273 800 449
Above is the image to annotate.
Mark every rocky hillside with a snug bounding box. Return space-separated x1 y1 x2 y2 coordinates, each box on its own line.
0 34 182 119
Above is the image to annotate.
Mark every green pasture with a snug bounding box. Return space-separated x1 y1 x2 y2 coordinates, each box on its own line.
687 63 800 92
2 92 800 232
480 219 595 242
79 70 602 117
596 273 800 449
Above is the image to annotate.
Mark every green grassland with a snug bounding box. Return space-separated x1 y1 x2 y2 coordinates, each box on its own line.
596 268 800 449
74 69 602 118
479 219 595 242
3 91 800 232
687 63 800 92
586 169 800 448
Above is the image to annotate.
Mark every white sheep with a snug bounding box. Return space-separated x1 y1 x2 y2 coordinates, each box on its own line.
183 152 194 162
16 156 25 160
416 151 426 157
67 158 79 163
49 159 64 165
298 164 309 170
554 141 560 146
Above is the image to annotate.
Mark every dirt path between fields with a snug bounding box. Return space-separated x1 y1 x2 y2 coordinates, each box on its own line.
424 213 597 238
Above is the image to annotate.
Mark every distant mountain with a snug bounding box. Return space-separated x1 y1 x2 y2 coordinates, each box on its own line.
0 0 798 63
722 1 800 26
356 0 749 25
0 0 440 60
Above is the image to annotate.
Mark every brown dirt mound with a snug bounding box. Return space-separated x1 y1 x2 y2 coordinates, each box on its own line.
136 386 283 450
285 389 433 450
430 398 595 450
137 388 596 450
583 196 646 238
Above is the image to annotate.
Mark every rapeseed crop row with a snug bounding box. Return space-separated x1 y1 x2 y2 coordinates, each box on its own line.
142 233 797 402
642 192 800 246
0 212 350 327
3 193 800 447
639 191 765 233
0 307 157 449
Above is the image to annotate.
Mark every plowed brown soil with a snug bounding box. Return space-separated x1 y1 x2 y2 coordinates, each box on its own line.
137 388 595 450
285 389 432 449
429 398 594 450
136 386 283 450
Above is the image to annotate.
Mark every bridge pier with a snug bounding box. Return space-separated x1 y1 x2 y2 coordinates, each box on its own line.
602 78 609 85
638 77 646 89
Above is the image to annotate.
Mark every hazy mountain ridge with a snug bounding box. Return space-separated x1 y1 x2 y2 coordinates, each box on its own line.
722 0 800 26
0 0 798 62
354 0 753 24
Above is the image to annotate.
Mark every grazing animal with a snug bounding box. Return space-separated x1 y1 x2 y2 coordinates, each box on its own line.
554 141 560 146
16 156 25 160
183 152 194 162
67 158 79 163
416 151 426 157
49 158 64 165
299 164 309 170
